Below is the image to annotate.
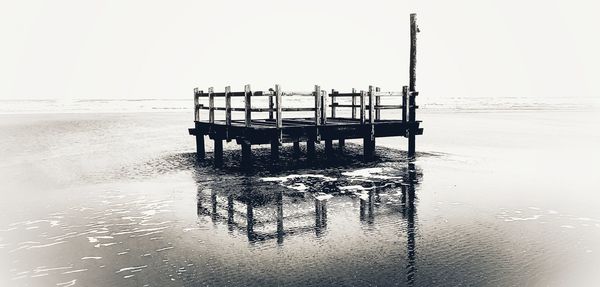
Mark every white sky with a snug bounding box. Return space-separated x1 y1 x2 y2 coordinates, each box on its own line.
1 0 598 100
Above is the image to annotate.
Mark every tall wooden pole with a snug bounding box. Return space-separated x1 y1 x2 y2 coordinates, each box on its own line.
408 13 418 159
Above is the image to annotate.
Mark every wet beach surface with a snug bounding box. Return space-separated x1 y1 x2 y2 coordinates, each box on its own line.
1 109 600 286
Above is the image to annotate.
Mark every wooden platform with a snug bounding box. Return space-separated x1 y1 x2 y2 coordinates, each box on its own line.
188 13 422 168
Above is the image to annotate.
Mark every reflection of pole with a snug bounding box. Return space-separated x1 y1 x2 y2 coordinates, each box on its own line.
246 202 255 242
227 195 234 232
405 162 417 286
315 198 328 236
197 187 203 216
211 189 217 222
359 197 366 222
368 189 374 224
276 191 284 245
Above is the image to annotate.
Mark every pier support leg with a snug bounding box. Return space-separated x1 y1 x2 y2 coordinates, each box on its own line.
408 131 416 159
325 140 333 156
306 140 316 160
195 135 205 161
214 139 223 167
270 140 279 162
338 139 345 151
241 142 252 169
363 137 375 161
293 141 301 159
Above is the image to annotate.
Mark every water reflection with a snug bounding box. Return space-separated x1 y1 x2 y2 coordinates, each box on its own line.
196 162 420 284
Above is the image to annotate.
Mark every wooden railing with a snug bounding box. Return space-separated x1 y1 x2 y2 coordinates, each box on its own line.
193 84 416 127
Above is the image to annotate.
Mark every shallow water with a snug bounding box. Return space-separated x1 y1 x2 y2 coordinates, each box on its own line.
1 107 599 286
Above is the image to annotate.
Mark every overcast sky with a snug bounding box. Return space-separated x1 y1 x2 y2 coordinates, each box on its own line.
1 0 598 101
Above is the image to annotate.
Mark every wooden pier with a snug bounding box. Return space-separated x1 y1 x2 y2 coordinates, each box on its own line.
189 14 423 167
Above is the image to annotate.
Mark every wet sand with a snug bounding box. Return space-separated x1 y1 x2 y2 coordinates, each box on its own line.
1 107 599 286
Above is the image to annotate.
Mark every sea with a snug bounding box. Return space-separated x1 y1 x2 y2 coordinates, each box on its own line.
0 96 599 286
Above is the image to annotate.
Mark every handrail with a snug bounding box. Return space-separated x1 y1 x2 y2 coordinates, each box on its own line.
193 84 415 131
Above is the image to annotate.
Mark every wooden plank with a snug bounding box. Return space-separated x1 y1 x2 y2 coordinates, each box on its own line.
410 13 418 93
244 84 251 127
368 86 375 124
269 88 274 120
208 87 214 123
402 86 408 123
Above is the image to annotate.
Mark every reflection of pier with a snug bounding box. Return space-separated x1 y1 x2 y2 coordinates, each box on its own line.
196 163 419 283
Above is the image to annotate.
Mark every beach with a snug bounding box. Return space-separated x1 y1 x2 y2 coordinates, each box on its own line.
1 102 599 286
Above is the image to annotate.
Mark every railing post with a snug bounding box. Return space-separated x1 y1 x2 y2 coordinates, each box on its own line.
272 84 282 161
225 86 231 126
269 90 274 120
402 86 408 123
321 90 327 125
208 87 214 124
359 90 365 124
368 86 375 125
244 84 251 127
314 85 321 126
193 88 199 122
330 89 337 119
364 86 375 160
375 87 381 120
351 88 357 119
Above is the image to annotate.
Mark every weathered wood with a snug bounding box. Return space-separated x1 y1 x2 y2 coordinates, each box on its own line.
268 90 274 120
410 13 418 93
244 84 251 127
359 90 366 124
402 86 408 123
338 139 345 149
375 87 381 120
306 140 316 160
321 90 327 125
214 139 223 167
314 85 321 126
368 86 375 126
351 88 356 119
208 87 215 123
195 134 205 161
225 86 231 126
325 139 333 155
194 88 199 121
241 141 251 168
275 85 282 129
331 89 337 118
271 141 279 161
293 141 301 158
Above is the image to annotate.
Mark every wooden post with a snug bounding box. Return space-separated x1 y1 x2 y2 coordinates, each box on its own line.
402 86 408 123
193 88 199 122
338 139 345 150
307 140 316 160
225 86 231 140
244 84 252 127
330 89 337 119
225 86 231 126
359 90 366 124
276 191 284 244
241 141 252 169
351 88 357 119
246 201 254 241
321 90 327 125
375 87 381 120
314 85 321 126
408 13 419 159
364 86 375 160
268 90 274 120
293 140 301 159
272 84 282 161
214 138 223 167
325 139 333 155
208 87 214 123
195 123 205 161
